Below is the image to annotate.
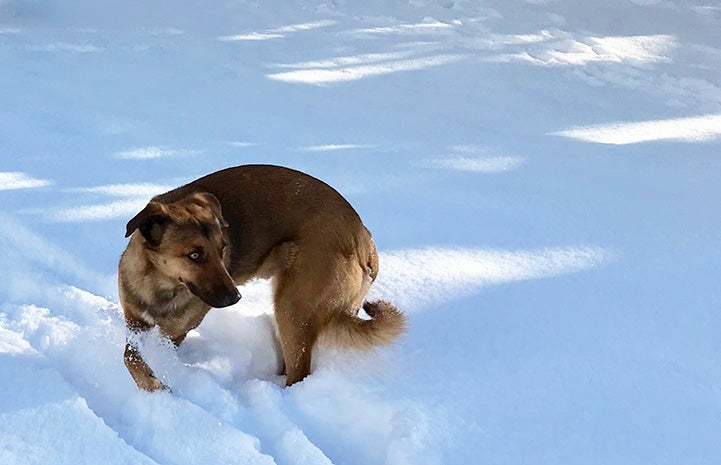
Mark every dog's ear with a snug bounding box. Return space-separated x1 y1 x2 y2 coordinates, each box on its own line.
125 202 170 247
193 192 229 228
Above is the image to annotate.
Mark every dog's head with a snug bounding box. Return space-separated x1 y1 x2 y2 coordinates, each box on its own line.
125 192 241 308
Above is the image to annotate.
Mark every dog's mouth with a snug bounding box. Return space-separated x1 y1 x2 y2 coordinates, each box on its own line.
180 279 241 308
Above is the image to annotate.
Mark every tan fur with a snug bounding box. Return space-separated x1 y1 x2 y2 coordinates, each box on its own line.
119 165 406 390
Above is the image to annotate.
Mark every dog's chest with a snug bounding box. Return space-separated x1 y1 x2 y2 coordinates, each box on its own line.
142 288 210 338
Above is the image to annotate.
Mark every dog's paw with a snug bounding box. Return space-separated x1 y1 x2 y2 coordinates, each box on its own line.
138 376 170 392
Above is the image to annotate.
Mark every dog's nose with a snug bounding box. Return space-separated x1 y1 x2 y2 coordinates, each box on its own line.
222 289 242 307
204 286 242 308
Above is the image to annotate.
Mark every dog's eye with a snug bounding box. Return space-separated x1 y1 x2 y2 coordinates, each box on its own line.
188 251 201 262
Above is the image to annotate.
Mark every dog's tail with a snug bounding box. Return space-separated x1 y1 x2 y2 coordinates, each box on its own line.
324 300 406 350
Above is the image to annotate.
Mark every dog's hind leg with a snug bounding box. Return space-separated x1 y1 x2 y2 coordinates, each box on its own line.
254 241 298 280
273 294 320 386
272 262 328 386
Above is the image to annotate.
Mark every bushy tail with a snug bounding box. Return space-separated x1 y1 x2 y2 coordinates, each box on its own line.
323 300 406 350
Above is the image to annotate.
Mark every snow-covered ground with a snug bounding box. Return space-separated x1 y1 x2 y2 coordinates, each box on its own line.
1 0 720 463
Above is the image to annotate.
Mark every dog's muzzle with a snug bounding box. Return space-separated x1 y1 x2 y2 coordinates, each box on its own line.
217 289 242 308
186 282 241 308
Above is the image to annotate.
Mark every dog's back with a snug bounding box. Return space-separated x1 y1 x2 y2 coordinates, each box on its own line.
153 165 366 280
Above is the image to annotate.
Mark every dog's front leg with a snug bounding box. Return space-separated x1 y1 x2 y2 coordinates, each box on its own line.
124 338 168 392
120 300 169 391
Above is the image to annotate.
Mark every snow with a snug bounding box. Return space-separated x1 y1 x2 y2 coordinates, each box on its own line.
553 113 721 144
266 53 466 84
0 172 52 191
1 0 720 464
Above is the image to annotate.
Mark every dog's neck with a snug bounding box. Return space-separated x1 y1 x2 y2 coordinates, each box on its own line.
119 235 195 315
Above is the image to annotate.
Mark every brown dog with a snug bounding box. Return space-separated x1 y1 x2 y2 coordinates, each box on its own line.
119 164 405 390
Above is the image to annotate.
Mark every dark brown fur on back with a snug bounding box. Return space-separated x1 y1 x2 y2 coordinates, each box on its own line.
119 164 405 390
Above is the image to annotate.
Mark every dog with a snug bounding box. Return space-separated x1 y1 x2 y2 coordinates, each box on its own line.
119 164 406 390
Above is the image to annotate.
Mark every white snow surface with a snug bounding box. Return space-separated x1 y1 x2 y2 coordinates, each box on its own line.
1 0 720 464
